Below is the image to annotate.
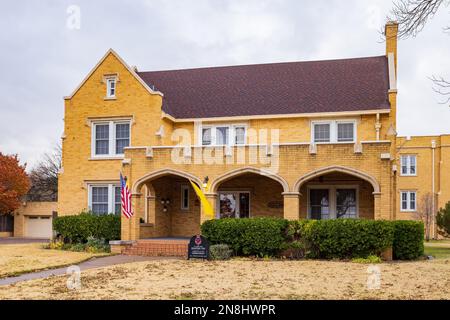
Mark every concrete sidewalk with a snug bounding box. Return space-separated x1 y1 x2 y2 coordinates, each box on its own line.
0 255 179 286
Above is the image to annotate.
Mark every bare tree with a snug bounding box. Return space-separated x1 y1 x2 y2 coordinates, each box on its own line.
415 192 435 241
27 144 61 202
430 75 450 105
388 0 450 106
388 0 448 39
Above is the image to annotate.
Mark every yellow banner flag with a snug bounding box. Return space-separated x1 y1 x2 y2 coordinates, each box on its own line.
189 180 214 218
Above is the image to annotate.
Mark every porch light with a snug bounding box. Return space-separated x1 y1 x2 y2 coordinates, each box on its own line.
203 176 209 188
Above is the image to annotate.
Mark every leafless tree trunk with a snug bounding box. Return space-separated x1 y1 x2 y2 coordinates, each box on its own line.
415 192 434 241
27 144 61 202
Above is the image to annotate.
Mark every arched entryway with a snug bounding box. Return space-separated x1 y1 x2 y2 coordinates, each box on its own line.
210 167 289 219
132 169 203 238
294 166 380 220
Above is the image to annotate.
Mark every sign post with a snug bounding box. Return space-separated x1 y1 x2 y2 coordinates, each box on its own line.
187 235 209 260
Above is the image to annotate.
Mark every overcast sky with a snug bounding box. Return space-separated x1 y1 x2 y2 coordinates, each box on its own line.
0 0 449 170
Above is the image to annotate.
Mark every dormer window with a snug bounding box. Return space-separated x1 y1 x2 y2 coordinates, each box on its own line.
106 78 116 98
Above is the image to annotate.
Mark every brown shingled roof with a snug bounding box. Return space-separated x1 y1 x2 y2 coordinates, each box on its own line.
137 56 390 119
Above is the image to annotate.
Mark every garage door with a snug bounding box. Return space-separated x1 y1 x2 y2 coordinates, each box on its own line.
26 216 53 238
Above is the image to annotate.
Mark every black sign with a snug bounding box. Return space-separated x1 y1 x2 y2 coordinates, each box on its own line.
187 235 209 260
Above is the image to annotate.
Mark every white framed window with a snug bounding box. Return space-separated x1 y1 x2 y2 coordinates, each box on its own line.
181 185 189 210
200 124 247 146
106 78 116 98
307 185 358 220
400 155 417 176
311 120 356 144
400 191 417 212
88 184 121 215
91 120 131 158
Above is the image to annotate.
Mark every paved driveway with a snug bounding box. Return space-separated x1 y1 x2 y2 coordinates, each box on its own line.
0 238 49 245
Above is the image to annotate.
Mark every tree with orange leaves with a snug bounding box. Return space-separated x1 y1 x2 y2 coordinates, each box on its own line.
0 153 30 214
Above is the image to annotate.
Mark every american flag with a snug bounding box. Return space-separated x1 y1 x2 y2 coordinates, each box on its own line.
120 173 133 219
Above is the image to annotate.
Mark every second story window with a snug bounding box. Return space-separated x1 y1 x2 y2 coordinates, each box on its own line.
312 120 356 144
106 78 116 98
201 124 246 146
400 155 417 176
92 120 130 158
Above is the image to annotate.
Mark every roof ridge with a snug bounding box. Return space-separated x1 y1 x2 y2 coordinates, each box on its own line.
137 55 387 74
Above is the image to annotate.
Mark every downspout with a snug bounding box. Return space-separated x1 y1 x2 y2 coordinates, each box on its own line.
431 140 436 239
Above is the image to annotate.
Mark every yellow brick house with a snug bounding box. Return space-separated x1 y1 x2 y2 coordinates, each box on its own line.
58 22 449 244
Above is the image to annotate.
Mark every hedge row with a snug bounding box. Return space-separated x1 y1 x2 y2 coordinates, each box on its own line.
201 218 424 260
53 212 120 243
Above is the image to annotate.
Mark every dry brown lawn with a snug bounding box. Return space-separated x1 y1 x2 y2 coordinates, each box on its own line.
0 243 107 278
1 258 449 300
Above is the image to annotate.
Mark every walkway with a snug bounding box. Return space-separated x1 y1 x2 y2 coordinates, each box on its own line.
0 255 179 286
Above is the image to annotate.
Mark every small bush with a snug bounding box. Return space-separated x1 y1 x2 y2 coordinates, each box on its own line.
300 219 394 259
209 244 233 260
392 220 424 260
201 218 289 257
70 243 86 252
352 255 382 264
53 211 120 243
436 201 450 238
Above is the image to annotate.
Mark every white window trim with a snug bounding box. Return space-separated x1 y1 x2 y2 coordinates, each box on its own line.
400 191 417 212
311 119 357 144
198 123 248 146
106 77 117 98
400 155 418 177
307 185 359 219
181 184 189 210
88 183 120 215
216 191 251 219
91 120 131 159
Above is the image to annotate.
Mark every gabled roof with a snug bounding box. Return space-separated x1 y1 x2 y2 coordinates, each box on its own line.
64 49 163 100
137 56 391 120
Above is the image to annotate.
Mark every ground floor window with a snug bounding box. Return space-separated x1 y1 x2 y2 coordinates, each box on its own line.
400 191 416 212
218 192 250 219
0 214 13 232
308 186 358 220
88 184 121 215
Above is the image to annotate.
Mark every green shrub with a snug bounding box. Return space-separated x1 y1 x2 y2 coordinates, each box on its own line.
85 237 110 253
53 211 120 243
70 243 86 252
436 201 450 238
209 244 233 260
392 220 424 260
201 218 289 257
296 219 394 259
352 255 382 264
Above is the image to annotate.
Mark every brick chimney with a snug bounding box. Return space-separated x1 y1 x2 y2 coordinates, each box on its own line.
385 22 399 72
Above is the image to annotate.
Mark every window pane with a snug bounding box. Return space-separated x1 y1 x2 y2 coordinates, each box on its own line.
401 192 408 210
239 193 250 218
92 186 109 215
202 128 211 145
401 156 408 175
337 123 354 142
410 192 416 210
219 193 236 219
336 189 357 218
114 186 121 215
115 123 130 154
95 124 109 155
314 124 330 143
410 156 416 174
235 127 246 145
216 127 229 145
309 189 329 220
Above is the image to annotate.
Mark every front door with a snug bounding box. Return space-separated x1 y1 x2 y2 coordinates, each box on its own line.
218 192 250 219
